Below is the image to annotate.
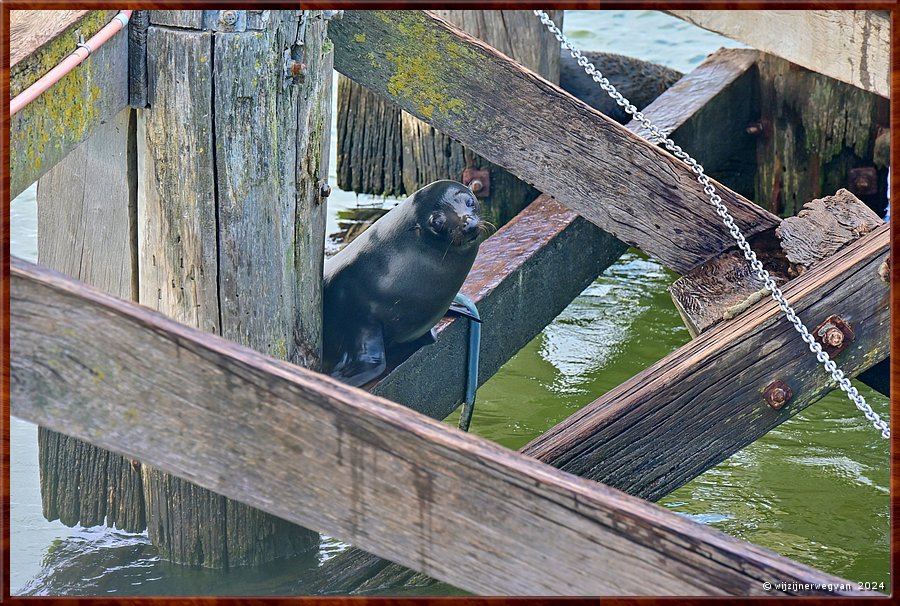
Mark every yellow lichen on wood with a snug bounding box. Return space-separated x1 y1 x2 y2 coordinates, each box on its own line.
376 12 472 121
11 10 117 95
10 15 128 197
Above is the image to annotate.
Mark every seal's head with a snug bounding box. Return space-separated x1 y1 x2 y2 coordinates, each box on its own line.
413 180 485 249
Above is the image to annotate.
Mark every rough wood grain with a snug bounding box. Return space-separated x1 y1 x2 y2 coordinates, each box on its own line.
630 48 758 198
148 10 204 29
330 10 780 275
776 189 884 266
35 106 144 533
525 224 890 501
671 189 883 337
10 10 129 198
668 10 890 98
9 257 865 596
754 52 888 217
136 11 330 567
138 26 219 334
128 10 149 108
337 10 563 226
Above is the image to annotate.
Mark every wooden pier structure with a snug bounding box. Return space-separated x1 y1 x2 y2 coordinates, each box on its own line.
8 9 890 596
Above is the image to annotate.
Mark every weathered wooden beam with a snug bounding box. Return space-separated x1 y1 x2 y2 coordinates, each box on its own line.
10 257 864 596
670 189 884 337
372 195 626 419
667 10 890 98
368 48 751 424
524 223 889 501
330 10 781 275
10 10 129 198
630 48 759 199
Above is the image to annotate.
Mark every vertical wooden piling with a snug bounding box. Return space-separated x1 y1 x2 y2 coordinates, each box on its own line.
36 107 146 532
336 10 563 226
137 9 332 566
755 53 889 217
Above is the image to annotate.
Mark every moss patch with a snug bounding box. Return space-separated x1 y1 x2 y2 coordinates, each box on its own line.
377 11 474 121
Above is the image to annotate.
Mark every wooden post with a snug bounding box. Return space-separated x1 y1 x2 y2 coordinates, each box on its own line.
336 10 564 226
136 9 332 566
754 53 889 217
36 107 145 532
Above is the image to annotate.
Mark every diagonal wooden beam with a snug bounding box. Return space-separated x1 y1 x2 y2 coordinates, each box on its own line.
329 10 780 275
10 257 865 596
523 224 889 501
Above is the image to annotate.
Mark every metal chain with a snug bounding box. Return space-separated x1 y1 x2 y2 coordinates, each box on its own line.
535 10 889 439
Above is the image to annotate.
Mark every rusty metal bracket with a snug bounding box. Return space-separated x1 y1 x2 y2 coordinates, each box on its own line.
462 167 490 198
848 167 879 196
813 314 854 357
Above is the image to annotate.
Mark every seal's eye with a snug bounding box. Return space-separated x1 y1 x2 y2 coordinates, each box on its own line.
429 214 445 232
465 197 476 209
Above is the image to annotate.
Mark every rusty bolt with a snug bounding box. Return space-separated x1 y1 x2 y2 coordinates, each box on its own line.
745 121 764 136
221 10 238 26
848 166 878 196
813 314 854 357
462 167 490 198
822 326 844 348
764 380 793 410
319 182 332 199
290 62 308 77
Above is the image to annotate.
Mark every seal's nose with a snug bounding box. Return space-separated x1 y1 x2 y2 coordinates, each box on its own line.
462 214 478 236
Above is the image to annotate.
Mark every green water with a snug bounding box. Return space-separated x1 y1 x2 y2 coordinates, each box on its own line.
10 9 890 596
449 250 890 590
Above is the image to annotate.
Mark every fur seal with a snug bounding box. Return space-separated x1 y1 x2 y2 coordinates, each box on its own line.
323 180 485 387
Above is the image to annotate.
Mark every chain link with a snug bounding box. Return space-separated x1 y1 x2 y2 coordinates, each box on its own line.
535 10 889 439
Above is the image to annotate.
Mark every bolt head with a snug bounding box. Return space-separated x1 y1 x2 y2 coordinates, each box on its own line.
823 327 844 347
469 179 483 193
319 183 332 199
764 380 793 410
745 121 764 136
222 11 238 25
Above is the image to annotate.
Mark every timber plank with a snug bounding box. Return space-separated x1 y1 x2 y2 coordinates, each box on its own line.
9 257 863 596
671 189 884 337
304 48 757 594
10 10 129 198
524 225 889 502
329 10 781 275
668 10 890 98
10 10 115 75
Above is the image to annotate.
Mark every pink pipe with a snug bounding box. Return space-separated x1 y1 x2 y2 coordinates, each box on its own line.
10 10 133 116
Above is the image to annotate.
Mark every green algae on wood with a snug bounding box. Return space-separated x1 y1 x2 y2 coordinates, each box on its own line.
10 13 128 198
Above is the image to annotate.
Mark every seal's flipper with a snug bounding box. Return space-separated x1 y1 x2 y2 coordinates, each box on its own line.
330 324 387 388
446 301 482 323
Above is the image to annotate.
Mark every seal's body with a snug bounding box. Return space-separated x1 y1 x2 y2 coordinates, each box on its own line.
323 180 483 387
